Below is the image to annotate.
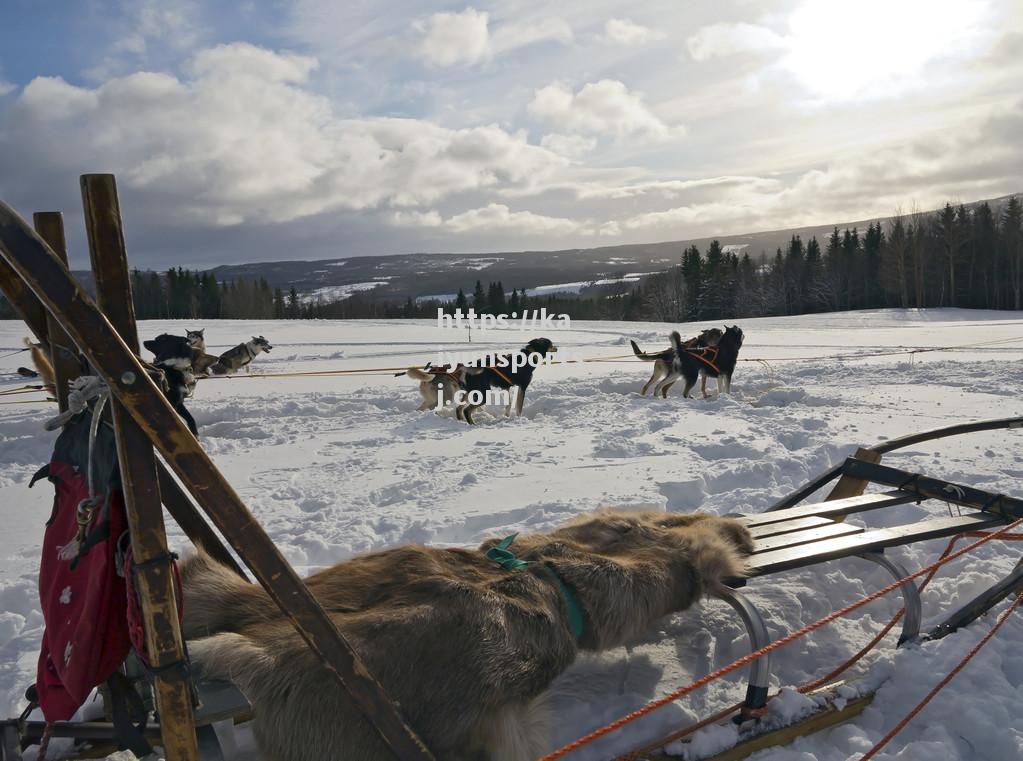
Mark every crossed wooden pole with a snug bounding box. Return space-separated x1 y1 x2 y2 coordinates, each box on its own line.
0 175 433 760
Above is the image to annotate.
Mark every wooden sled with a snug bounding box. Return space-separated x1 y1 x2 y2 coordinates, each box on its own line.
712 454 1022 725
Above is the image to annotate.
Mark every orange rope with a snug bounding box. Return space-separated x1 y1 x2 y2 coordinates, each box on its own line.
860 590 1023 760
614 530 1023 759
539 517 1023 761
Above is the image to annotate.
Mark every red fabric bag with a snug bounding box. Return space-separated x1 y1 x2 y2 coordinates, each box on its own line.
35 459 131 721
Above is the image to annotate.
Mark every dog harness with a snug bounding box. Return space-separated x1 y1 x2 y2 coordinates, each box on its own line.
486 534 585 641
489 365 514 386
432 365 464 385
685 345 721 374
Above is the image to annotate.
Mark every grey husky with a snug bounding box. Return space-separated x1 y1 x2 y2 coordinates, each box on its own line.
209 336 272 375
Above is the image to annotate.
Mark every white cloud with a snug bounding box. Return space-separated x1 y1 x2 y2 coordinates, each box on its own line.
600 19 663 46
575 176 781 200
528 79 681 141
608 103 1023 236
685 22 786 61
392 210 444 228
394 203 583 235
415 9 572 67
0 81 16 97
87 0 203 80
539 133 597 158
416 8 491 67
447 203 580 234
0 44 568 227
491 17 574 55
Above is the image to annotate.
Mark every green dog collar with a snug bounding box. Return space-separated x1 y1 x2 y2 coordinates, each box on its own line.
486 534 585 641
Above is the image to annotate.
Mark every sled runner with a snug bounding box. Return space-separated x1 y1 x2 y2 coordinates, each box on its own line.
702 461 1019 725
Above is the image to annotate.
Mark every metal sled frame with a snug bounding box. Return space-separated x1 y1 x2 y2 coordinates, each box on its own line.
0 179 433 761
718 447 1023 721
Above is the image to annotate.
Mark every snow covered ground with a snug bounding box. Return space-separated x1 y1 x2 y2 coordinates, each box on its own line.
2 309 1023 760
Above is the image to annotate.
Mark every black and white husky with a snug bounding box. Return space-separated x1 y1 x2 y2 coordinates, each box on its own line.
456 337 557 424
210 336 272 375
657 325 745 399
631 328 722 396
143 333 200 435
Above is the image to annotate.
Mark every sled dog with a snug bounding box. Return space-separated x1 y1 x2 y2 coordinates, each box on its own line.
143 333 202 436
656 325 745 399
209 336 272 375
455 337 557 424
182 509 753 761
404 364 477 411
631 328 722 396
186 328 206 352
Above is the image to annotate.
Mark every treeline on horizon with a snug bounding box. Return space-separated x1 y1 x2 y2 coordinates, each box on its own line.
0 198 1019 323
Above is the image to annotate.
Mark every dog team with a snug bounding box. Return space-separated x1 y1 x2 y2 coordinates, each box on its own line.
21 323 749 760
405 325 744 423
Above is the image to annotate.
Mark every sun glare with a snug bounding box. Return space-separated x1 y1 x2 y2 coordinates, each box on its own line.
783 0 986 99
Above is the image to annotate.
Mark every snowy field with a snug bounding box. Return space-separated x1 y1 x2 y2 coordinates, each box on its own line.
2 309 1023 760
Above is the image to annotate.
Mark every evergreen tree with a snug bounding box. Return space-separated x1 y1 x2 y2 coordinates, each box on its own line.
472 280 487 312
804 236 824 311
680 245 703 319
455 288 468 311
487 281 507 313
1002 197 1022 309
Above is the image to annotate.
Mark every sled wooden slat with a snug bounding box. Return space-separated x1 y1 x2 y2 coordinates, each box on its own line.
740 490 917 528
0 198 434 761
749 512 1006 576
751 522 863 555
32 213 80 411
746 515 836 539
82 174 200 761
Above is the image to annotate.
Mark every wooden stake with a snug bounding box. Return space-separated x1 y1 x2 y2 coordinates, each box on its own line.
16 211 245 580
826 447 882 507
80 175 199 761
0 196 434 760
32 213 80 410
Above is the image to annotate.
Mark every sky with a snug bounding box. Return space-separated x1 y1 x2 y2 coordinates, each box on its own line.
0 0 1021 268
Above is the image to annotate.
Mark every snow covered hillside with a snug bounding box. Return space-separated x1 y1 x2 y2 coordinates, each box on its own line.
2 309 1023 760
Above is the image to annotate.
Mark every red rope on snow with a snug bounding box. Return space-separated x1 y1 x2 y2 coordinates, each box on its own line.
538 517 1023 761
860 590 1023 760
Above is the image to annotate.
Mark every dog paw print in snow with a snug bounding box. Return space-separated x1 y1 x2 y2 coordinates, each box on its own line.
59 586 72 604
